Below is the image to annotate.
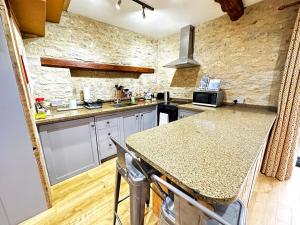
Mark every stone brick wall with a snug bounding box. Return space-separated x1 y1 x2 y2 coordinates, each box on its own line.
157 0 298 106
23 0 298 106
23 12 158 102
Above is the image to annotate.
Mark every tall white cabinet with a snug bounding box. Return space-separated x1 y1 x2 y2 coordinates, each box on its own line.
0 18 47 224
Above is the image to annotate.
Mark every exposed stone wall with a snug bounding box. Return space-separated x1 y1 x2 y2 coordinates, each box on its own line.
23 12 158 102
157 0 298 106
23 0 298 106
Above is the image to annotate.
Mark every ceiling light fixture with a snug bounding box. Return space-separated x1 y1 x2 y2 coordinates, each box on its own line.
142 6 146 19
115 0 121 10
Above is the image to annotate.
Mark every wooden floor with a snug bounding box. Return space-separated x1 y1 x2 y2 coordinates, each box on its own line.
21 159 300 225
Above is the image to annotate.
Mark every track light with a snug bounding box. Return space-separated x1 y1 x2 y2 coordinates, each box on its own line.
114 0 154 19
115 0 121 10
142 6 146 19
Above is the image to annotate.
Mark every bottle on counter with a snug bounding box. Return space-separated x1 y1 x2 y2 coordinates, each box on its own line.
34 97 47 119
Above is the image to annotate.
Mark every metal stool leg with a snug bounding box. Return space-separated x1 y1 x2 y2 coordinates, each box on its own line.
145 182 150 207
129 178 147 225
113 168 122 225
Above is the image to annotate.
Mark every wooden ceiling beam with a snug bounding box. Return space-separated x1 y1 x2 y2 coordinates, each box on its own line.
215 0 244 21
63 0 71 11
7 0 46 36
278 1 300 10
46 0 65 23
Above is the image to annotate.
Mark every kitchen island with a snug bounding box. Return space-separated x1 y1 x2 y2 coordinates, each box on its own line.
126 105 276 209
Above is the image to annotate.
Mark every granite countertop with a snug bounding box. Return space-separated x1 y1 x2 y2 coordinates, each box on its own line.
35 101 158 125
126 105 276 204
178 103 218 112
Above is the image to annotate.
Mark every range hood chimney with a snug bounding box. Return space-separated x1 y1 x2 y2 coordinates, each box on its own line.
164 25 200 69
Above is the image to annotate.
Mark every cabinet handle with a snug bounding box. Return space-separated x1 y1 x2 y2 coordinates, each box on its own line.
91 124 95 128
141 114 143 117
109 143 112 147
106 121 110 124
108 133 111 136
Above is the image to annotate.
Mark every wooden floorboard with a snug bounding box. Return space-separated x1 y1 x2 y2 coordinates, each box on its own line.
20 159 300 225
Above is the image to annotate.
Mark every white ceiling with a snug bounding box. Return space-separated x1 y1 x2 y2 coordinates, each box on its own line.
68 0 262 39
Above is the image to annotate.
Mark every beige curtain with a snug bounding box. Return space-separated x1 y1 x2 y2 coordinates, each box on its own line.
262 7 300 181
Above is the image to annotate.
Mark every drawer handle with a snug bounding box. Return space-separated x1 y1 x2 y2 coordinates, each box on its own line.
106 121 110 124
108 133 111 136
109 143 112 147
91 124 95 128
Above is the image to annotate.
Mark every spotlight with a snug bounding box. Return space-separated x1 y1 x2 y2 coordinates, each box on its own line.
115 0 121 10
142 6 146 19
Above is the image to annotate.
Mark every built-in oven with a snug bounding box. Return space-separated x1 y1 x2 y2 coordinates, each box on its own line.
192 90 224 107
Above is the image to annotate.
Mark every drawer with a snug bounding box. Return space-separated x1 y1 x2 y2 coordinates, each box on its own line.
96 116 119 130
98 138 117 159
97 127 119 141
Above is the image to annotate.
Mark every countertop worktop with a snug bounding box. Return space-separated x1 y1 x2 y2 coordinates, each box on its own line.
178 103 218 112
35 101 158 125
126 105 276 204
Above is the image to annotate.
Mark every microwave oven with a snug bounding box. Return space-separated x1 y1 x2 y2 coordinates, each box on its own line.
192 90 224 107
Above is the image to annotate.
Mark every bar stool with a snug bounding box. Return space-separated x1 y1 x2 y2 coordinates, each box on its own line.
110 137 154 225
152 175 247 225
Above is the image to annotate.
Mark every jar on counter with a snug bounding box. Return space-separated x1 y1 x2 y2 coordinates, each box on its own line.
35 98 47 119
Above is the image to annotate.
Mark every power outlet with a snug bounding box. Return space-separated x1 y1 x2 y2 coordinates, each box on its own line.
236 96 245 104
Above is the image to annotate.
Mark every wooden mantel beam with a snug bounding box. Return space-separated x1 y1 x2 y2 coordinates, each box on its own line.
215 0 244 21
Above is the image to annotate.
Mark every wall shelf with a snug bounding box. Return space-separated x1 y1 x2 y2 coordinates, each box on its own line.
40 57 155 74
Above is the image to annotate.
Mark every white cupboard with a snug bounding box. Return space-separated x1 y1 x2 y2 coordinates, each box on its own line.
39 117 99 185
38 106 157 184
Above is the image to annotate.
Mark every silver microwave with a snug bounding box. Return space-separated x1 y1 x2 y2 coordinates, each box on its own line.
192 90 224 107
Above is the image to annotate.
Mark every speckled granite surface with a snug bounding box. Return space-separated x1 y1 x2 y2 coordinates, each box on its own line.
178 103 217 112
35 101 158 125
126 105 276 204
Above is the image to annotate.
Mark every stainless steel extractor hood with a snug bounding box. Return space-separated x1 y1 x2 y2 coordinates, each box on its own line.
164 25 200 69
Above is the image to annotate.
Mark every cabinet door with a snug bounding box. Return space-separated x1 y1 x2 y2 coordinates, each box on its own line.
0 199 9 225
122 112 140 143
39 117 99 185
140 110 156 131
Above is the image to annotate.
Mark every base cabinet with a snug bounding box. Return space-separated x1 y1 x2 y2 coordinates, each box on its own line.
39 117 99 185
122 108 156 145
96 115 122 161
39 106 157 184
122 112 140 144
140 109 156 131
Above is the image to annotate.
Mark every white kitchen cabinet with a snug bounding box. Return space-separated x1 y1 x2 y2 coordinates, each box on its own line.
39 117 99 185
140 109 156 131
122 107 156 144
122 111 140 143
38 106 157 184
0 17 47 224
0 201 9 225
95 115 122 161
178 109 198 119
